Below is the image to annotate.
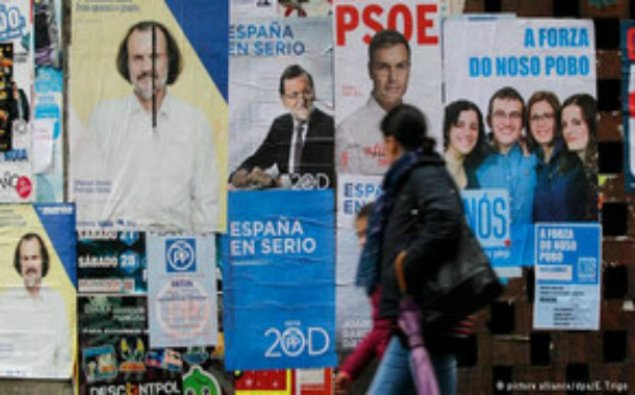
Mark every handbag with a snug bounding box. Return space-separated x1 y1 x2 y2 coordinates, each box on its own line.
396 219 504 328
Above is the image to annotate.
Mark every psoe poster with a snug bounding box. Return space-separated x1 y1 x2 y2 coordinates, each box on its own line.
333 0 443 175
533 223 601 330
221 190 336 370
69 0 228 233
0 203 76 378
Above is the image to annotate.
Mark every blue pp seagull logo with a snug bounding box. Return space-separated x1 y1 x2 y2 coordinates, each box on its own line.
166 239 196 272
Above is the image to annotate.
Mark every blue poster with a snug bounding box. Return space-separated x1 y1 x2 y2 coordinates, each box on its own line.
533 223 601 330
462 189 535 277
147 234 218 349
221 190 336 370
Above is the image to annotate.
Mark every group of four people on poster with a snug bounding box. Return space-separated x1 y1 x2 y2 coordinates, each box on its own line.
443 87 598 223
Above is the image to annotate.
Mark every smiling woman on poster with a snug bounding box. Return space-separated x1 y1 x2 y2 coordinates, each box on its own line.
527 91 588 222
442 100 487 190
561 93 598 221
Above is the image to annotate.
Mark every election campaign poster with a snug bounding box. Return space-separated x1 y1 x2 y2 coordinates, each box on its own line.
34 0 63 202
0 1 35 202
533 223 601 330
147 234 218 348
0 203 76 378
77 231 147 295
443 17 598 275
335 174 381 350
228 17 335 190
333 0 443 175
78 295 232 395
461 189 513 272
221 190 336 370
69 0 228 233
621 21 635 191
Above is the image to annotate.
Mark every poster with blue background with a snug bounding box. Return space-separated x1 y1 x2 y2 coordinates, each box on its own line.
221 190 336 370
462 189 512 268
533 223 601 330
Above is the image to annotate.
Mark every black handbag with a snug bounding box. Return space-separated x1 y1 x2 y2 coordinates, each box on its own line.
398 218 504 328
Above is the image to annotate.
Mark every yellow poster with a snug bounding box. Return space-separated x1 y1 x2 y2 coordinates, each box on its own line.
69 0 228 233
0 204 76 378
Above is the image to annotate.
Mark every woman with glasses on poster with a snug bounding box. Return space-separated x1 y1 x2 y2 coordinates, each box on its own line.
442 100 488 190
560 93 599 221
527 91 589 222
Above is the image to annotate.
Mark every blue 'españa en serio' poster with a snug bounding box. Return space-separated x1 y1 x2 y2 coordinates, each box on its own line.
221 190 336 370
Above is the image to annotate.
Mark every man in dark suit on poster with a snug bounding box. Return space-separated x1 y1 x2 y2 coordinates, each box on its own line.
230 64 335 189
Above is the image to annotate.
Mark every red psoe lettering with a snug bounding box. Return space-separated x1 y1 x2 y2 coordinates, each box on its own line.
361 5 384 44
337 3 439 46
387 4 413 41
417 4 439 44
335 5 359 46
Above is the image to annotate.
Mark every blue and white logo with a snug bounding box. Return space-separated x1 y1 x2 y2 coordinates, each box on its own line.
166 239 196 273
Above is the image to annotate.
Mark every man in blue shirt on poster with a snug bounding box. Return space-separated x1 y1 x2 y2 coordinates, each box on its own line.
475 87 537 266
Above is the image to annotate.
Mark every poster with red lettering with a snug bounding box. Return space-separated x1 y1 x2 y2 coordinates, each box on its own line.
333 0 443 175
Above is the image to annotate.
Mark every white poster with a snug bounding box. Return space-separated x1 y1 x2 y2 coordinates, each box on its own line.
147 234 218 348
533 223 601 330
333 0 443 175
443 17 597 275
228 17 334 190
444 17 596 113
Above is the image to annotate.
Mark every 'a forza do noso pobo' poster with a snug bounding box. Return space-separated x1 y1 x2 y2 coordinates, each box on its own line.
221 190 336 370
443 17 597 277
0 203 76 379
70 0 228 233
